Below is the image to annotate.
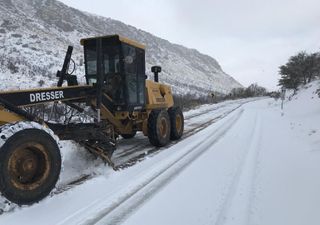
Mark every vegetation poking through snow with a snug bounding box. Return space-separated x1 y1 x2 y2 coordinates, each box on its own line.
228 83 267 99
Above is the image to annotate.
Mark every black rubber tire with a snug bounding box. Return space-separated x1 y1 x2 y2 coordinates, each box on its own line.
0 128 61 205
147 110 171 147
121 131 137 139
168 107 184 140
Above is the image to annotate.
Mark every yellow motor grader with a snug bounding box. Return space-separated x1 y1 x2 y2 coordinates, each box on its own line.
0 35 184 205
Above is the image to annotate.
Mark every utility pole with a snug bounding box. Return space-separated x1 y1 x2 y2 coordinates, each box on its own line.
280 87 286 116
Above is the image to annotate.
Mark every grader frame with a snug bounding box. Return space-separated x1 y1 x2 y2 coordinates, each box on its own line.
0 35 184 205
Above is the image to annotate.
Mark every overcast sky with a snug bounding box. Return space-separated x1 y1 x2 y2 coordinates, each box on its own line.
59 0 320 90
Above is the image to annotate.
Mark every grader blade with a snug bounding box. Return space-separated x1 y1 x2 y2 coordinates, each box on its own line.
81 141 117 170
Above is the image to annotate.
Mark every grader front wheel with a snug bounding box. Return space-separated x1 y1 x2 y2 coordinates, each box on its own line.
0 128 61 205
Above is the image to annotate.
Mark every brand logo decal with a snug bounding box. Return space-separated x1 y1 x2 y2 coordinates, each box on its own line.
30 91 64 103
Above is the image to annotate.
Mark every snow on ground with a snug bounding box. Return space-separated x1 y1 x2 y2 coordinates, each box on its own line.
57 98 253 187
0 98 249 223
0 81 319 225
120 80 320 225
0 97 251 215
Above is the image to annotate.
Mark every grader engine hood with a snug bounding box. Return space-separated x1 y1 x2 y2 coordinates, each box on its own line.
145 80 174 109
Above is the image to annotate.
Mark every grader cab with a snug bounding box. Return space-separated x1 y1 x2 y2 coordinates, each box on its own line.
0 35 184 205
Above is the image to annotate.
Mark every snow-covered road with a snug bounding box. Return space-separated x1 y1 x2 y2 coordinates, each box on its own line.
119 100 268 225
0 98 252 222
1 81 319 225
120 83 320 225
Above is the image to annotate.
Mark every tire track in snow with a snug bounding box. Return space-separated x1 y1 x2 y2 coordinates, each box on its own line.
113 108 239 168
54 100 252 197
57 109 244 225
113 100 247 161
53 102 245 196
50 103 245 197
0 100 249 215
214 113 262 225
246 118 263 225
113 102 249 167
0 99 261 216
183 99 253 121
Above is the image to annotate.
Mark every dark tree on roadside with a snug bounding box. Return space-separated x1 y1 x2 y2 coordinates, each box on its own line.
278 51 320 90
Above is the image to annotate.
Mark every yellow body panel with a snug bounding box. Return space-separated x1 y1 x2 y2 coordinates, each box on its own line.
98 80 175 136
0 109 24 125
145 80 174 109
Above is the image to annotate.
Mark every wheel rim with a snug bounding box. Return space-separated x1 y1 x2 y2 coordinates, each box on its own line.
176 114 182 133
159 117 168 138
8 142 50 191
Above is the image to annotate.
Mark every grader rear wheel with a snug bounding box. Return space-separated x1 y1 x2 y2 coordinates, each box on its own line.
0 128 61 205
147 110 171 147
168 107 184 140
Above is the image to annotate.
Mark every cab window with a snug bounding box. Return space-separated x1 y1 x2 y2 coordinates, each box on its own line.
84 43 97 85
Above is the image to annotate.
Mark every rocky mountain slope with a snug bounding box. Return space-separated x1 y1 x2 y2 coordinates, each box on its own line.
0 0 242 96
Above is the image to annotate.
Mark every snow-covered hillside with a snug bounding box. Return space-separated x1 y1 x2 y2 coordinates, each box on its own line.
0 0 242 95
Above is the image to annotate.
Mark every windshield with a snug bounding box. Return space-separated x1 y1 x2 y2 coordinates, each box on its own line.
85 44 121 85
84 43 97 85
104 47 120 74
86 49 97 76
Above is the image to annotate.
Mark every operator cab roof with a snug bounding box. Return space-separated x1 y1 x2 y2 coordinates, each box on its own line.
80 34 145 50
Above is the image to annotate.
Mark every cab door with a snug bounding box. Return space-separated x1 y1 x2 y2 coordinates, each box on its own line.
122 44 146 110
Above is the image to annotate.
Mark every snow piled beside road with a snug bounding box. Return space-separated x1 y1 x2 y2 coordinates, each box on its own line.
121 80 320 225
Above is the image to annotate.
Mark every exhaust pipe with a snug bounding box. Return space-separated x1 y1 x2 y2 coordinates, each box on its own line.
151 66 161 83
